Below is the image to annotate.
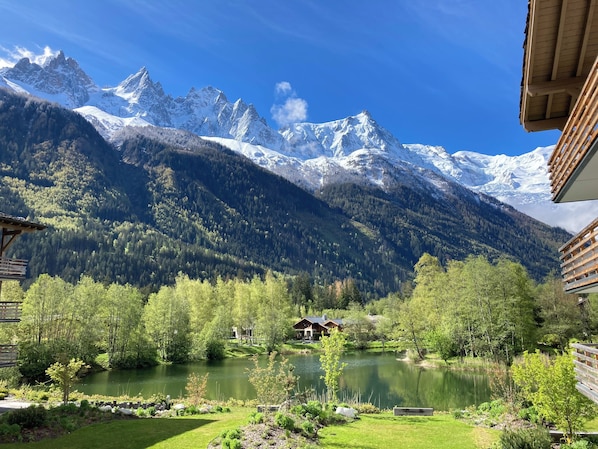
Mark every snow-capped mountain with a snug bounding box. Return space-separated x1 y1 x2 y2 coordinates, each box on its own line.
1 50 595 233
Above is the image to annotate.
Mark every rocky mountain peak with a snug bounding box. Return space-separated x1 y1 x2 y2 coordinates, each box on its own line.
0 51 95 107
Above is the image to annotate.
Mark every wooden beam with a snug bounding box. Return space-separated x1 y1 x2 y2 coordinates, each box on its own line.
577 0 597 77
523 116 568 132
526 77 584 97
552 0 569 81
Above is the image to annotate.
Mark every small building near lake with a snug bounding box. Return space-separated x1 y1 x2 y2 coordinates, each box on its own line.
293 315 343 341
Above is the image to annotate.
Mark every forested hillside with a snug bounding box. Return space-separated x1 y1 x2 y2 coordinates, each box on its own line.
0 89 571 295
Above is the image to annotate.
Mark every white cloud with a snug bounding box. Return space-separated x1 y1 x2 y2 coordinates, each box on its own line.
0 45 58 68
271 81 308 127
271 97 308 128
275 81 293 96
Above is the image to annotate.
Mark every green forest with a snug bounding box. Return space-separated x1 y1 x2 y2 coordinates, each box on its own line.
0 89 571 299
1 252 594 385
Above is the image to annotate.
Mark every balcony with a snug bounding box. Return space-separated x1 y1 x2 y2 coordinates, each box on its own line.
0 345 18 368
0 257 28 281
572 343 598 404
548 56 598 203
559 217 598 293
0 302 21 322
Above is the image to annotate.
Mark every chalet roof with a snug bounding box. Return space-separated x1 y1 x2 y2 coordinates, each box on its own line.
0 213 46 232
293 316 343 327
520 0 598 132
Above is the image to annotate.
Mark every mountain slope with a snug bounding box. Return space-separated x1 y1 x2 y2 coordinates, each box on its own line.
0 90 570 295
1 50 588 232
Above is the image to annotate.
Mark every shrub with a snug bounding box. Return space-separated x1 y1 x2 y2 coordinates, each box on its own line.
561 440 593 449
185 372 209 406
0 423 20 438
222 439 241 449
518 406 541 425
275 412 296 432
6 405 47 429
498 427 551 449
301 420 315 437
248 411 264 424
205 340 226 361
220 428 242 449
355 403 380 414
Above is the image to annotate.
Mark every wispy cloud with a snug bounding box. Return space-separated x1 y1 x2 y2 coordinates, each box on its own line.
0 45 58 68
271 81 308 127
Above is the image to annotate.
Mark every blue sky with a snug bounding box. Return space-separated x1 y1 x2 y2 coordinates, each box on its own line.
0 0 562 156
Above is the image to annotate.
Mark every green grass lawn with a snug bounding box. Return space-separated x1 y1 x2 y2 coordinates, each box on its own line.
2 408 498 449
318 413 499 449
0 408 248 449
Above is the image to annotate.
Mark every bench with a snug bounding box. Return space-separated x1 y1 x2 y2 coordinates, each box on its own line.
393 407 434 416
256 405 280 413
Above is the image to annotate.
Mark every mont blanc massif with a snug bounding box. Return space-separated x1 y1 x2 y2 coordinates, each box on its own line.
0 51 578 296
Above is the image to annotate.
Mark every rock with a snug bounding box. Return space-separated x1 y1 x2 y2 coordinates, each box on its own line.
173 403 186 411
98 405 113 412
335 406 357 419
119 408 134 415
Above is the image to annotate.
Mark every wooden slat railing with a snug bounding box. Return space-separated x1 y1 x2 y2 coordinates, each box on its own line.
0 302 21 322
559 217 598 293
0 345 18 368
0 257 28 280
572 343 598 403
549 55 598 201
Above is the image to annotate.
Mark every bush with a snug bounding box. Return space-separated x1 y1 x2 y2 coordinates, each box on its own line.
275 412 296 432
248 411 264 424
498 427 551 449
518 406 541 425
561 440 593 449
205 340 226 361
6 405 48 429
0 423 20 438
355 403 380 414
301 420 315 437
220 428 242 449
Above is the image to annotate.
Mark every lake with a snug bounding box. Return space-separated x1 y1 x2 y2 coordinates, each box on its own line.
78 352 492 410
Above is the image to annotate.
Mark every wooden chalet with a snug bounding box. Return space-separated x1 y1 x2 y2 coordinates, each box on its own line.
0 213 45 367
293 315 343 341
520 0 598 403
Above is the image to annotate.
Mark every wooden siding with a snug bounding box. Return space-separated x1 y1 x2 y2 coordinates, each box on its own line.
549 54 598 201
0 257 27 281
572 343 598 403
0 302 21 322
559 216 598 292
0 345 18 368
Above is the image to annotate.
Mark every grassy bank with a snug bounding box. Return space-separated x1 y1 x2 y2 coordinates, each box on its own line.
0 407 499 449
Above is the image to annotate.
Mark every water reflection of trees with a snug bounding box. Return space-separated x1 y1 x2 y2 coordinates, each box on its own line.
81 353 491 409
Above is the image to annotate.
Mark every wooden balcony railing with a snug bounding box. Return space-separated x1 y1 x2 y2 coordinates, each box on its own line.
572 343 598 404
0 257 28 281
548 55 598 203
0 302 21 322
559 217 598 293
0 345 18 368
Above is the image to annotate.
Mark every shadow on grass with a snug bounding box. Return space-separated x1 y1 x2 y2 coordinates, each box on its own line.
6 417 217 449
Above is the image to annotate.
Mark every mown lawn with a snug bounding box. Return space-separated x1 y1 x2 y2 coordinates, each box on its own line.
2 408 499 449
318 413 499 449
0 408 248 449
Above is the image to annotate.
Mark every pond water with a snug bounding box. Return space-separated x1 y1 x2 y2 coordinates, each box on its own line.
78 352 492 411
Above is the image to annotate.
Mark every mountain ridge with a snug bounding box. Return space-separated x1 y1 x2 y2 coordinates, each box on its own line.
2 49 590 232
0 88 571 295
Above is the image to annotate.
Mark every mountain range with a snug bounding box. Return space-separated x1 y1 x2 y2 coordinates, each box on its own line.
2 50 595 233
0 50 575 296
